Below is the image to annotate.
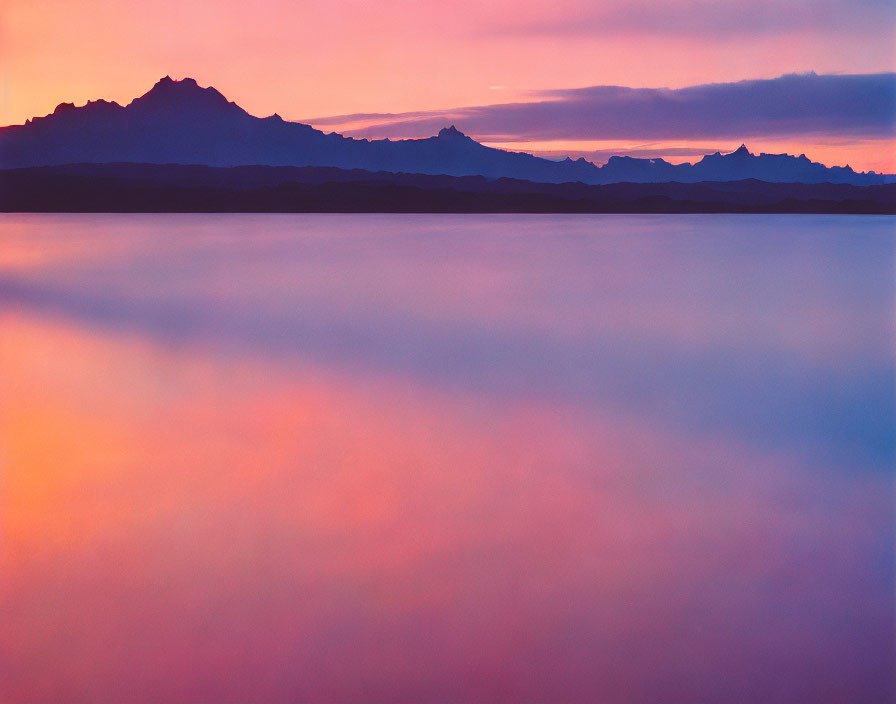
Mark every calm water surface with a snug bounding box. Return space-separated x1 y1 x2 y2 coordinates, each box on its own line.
1 214 894 703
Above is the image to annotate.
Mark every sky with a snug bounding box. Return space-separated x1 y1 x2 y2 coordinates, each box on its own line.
2 0 895 170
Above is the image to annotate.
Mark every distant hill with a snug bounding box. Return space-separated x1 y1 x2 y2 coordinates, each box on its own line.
597 145 893 185
1 76 892 186
3 163 893 213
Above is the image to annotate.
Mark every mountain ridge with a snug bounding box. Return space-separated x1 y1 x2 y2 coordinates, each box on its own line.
2 77 892 185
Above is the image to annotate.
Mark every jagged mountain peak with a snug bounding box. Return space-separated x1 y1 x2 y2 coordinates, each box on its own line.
438 125 468 139
151 75 200 91
127 76 243 114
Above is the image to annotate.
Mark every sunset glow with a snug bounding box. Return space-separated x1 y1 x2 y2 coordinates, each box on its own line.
3 0 895 171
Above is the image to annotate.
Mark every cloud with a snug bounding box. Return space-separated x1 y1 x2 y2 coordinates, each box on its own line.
494 0 896 39
311 73 896 143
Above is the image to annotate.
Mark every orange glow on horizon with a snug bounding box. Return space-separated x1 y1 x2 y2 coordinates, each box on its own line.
479 138 896 174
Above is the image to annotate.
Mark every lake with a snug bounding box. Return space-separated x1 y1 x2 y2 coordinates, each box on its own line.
1 213 893 703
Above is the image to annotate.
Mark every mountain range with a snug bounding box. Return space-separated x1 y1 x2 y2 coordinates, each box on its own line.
2 76 892 186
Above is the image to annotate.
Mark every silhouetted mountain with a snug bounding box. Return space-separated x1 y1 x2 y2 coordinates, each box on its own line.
599 143 886 185
1 77 892 186
3 163 893 214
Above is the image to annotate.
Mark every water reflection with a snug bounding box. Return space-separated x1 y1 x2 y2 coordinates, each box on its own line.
1 214 893 702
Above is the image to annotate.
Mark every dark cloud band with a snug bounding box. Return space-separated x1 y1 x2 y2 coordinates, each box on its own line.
315 73 896 143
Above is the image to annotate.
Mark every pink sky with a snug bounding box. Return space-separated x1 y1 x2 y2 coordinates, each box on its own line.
2 0 895 170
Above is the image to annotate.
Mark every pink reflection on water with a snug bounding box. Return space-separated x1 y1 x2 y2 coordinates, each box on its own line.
1 304 891 703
